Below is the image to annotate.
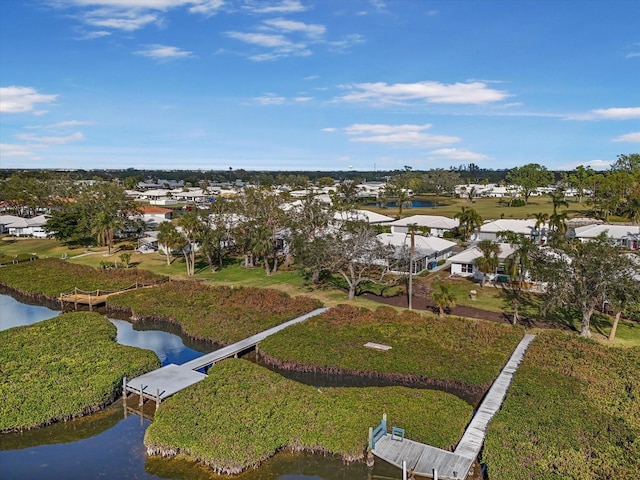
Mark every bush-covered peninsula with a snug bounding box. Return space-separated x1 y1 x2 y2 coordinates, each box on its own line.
107 280 322 344
259 304 525 392
483 331 640 479
145 359 472 474
0 258 164 299
0 312 159 432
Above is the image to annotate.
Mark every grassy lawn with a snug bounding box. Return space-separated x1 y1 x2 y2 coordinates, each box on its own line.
145 358 472 474
364 196 592 220
0 312 159 432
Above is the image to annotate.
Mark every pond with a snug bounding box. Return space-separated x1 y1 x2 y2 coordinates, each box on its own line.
0 294 410 480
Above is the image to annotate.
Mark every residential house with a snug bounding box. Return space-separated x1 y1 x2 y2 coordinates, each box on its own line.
388 215 459 238
136 206 172 228
477 219 542 242
0 214 49 238
377 232 457 273
334 209 395 225
572 224 640 250
448 243 518 281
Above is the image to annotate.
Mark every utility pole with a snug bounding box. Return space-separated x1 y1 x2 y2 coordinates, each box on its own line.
408 228 415 310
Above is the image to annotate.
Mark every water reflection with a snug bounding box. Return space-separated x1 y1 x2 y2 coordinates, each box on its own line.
0 294 59 330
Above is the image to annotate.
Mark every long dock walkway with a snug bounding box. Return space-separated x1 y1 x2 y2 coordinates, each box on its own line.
372 333 536 479
124 307 328 405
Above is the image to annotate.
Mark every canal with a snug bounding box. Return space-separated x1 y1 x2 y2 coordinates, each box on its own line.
0 293 409 480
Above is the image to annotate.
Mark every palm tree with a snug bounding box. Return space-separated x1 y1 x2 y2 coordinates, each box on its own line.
475 239 500 287
454 206 483 241
549 190 569 215
91 211 119 255
530 212 549 243
176 212 204 276
157 221 184 266
549 210 568 236
431 280 456 318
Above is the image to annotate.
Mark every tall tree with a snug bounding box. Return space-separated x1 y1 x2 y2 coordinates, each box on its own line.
607 264 640 342
568 165 595 203
157 221 184 266
176 211 204 276
475 240 500 287
506 163 554 204
530 233 628 338
454 206 483 240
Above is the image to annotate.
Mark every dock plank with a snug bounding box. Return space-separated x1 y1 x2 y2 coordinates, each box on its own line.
373 334 536 479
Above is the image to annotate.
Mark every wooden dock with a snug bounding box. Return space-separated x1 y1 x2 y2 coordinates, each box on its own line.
124 307 329 406
372 333 536 479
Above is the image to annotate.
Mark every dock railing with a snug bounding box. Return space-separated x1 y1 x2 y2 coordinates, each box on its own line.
369 413 387 450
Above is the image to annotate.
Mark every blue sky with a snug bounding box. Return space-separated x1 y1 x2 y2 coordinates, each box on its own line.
1 0 638 172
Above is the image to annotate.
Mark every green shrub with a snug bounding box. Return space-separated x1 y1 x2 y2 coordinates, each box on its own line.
145 359 472 474
483 331 640 478
510 198 526 207
0 312 159 432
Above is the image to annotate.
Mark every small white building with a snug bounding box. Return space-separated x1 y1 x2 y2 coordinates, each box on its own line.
572 224 640 250
477 219 541 242
136 206 172 228
377 232 457 273
448 243 518 281
388 215 459 238
334 209 395 225
0 215 49 238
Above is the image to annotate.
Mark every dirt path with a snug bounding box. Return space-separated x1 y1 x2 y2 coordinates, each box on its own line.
361 292 572 330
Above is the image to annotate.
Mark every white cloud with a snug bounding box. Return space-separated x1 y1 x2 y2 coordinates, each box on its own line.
16 132 85 145
428 148 490 161
625 42 640 58
57 1 225 32
344 123 460 147
322 127 337 132
0 144 40 158
294 96 313 102
567 107 640 121
225 31 310 60
555 159 614 171
77 30 112 39
252 93 285 105
263 18 325 38
613 131 640 143
336 81 510 105
0 86 58 114
134 44 194 60
26 120 93 130
243 0 307 14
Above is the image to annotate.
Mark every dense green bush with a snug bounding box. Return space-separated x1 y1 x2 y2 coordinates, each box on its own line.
0 312 159 432
0 258 164 297
108 281 322 344
260 305 525 389
510 198 526 207
483 331 640 479
145 359 472 474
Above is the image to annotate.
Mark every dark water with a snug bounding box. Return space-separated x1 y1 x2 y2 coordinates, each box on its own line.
0 294 407 479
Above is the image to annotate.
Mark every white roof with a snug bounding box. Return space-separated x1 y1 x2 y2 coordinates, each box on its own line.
480 219 537 234
377 232 456 254
0 214 48 228
334 209 394 224
574 224 640 240
448 243 518 263
388 215 459 230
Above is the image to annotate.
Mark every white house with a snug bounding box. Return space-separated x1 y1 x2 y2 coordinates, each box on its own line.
334 209 395 225
377 232 457 273
136 206 172 228
388 215 459 238
0 215 49 238
477 219 541 242
448 243 518 281
572 224 640 250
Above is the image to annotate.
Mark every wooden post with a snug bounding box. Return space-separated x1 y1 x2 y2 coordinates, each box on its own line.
156 388 161 411
88 293 92 311
123 377 127 399
382 412 387 433
402 461 407 480
433 468 438 480
139 384 144 407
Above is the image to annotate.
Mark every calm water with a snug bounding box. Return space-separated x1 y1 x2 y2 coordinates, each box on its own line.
0 294 405 480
